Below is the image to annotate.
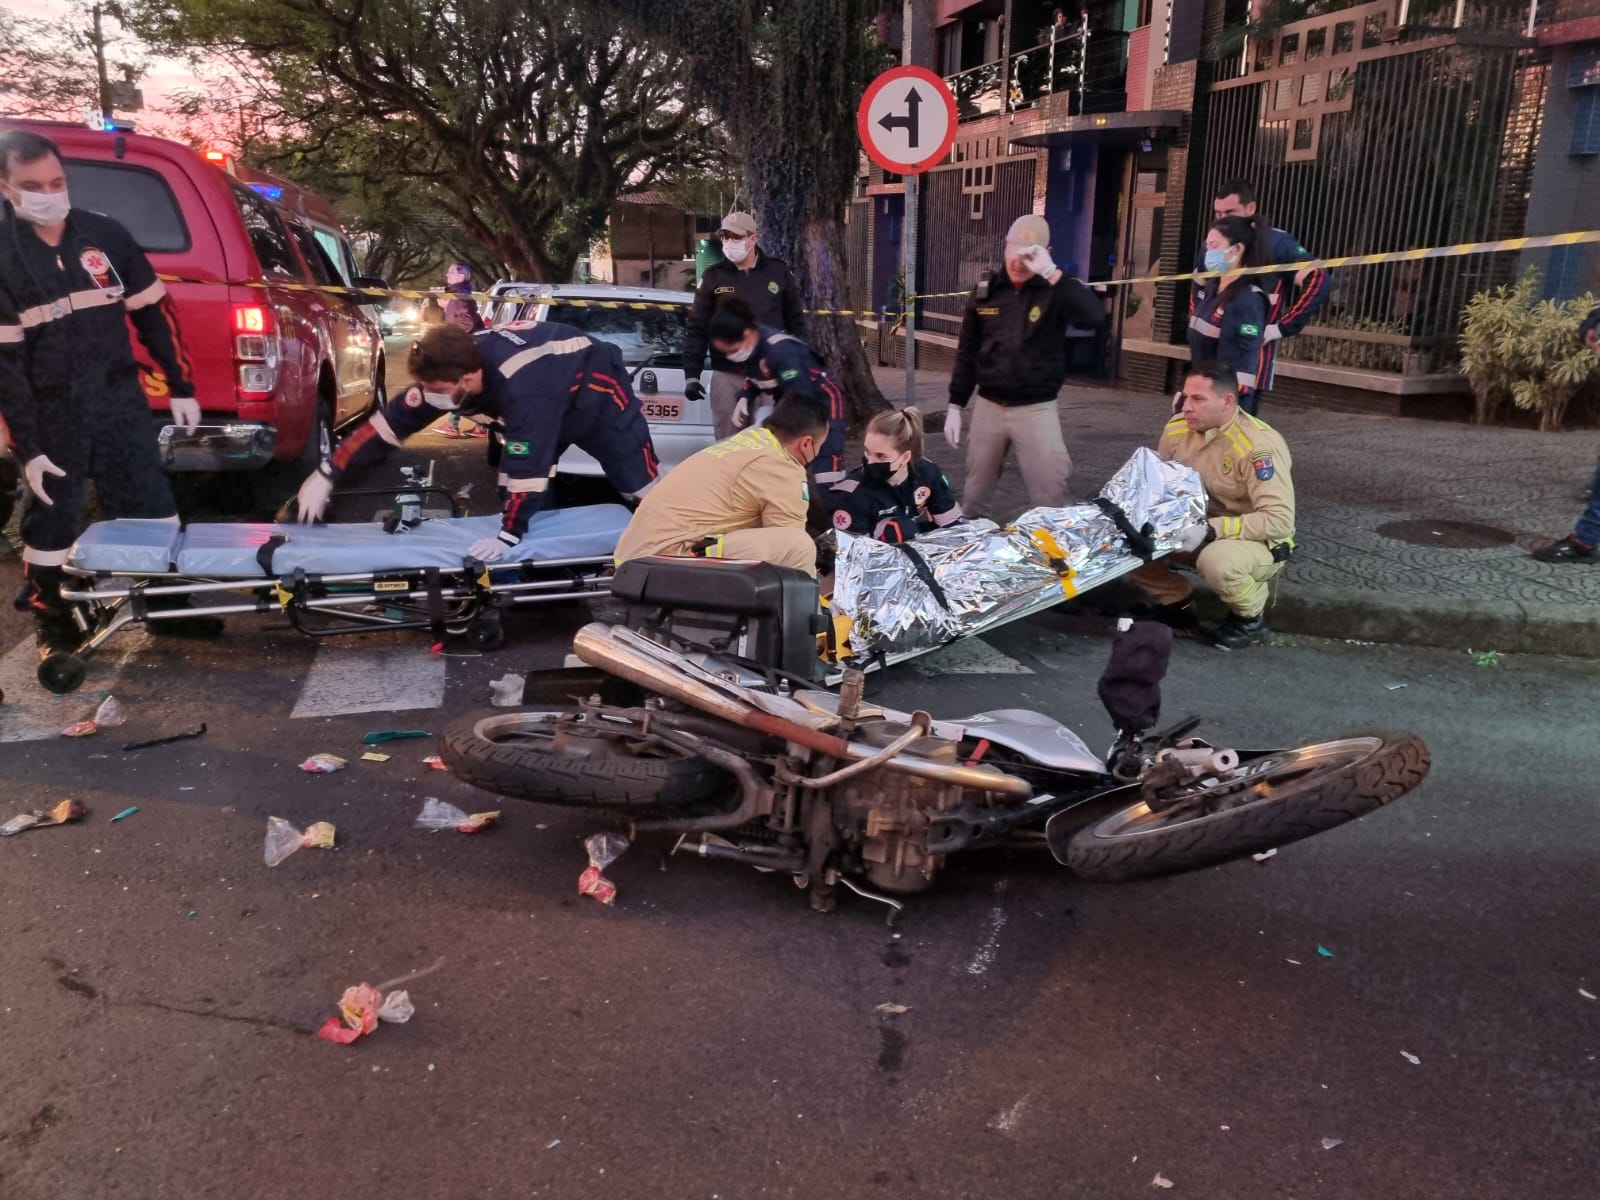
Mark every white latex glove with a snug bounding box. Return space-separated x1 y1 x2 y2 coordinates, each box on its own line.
467 537 507 563
733 395 750 428
296 470 334 523
943 407 962 447
23 455 66 505
169 395 201 430
1176 523 1213 554
1263 323 1283 344
1021 244 1057 278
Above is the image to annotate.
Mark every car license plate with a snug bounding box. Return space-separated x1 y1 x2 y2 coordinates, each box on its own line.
643 398 682 421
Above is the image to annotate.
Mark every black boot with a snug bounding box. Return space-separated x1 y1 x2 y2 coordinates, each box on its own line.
18 563 76 649
1209 611 1270 650
1531 536 1598 564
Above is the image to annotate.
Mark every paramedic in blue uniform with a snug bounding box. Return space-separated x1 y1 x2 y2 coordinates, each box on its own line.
1199 178 1329 403
824 407 963 544
0 130 205 651
706 298 848 482
296 322 660 561
1187 217 1271 414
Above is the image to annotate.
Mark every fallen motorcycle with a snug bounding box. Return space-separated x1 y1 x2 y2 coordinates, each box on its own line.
441 564 1430 912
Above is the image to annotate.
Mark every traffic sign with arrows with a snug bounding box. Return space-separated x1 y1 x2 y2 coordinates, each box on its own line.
857 65 958 175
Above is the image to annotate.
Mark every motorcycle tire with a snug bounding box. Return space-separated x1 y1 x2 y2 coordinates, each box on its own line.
440 708 736 814
1058 730 1429 883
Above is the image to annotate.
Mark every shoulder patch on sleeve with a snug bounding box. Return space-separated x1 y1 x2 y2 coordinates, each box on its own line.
1252 454 1275 481
1240 323 1260 336
832 508 853 530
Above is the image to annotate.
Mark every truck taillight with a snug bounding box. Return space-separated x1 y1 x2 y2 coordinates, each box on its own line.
232 304 279 399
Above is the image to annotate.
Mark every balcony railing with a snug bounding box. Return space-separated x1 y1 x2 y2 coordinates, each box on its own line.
942 26 1132 124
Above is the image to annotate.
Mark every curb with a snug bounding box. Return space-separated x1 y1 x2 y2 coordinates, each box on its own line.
1268 586 1600 659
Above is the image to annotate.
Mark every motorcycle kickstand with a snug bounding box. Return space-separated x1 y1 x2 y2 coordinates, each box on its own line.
834 873 905 928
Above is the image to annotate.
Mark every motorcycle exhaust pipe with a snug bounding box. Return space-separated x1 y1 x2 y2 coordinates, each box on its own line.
571 623 1032 799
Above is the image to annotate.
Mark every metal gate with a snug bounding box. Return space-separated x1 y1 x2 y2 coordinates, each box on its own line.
1196 3 1549 373
918 157 1038 335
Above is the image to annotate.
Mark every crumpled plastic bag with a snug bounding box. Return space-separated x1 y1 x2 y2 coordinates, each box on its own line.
298 753 347 774
315 984 415 1045
577 833 629 905
489 673 525 707
1 798 88 837
264 816 337 867
414 798 500 833
61 695 127 738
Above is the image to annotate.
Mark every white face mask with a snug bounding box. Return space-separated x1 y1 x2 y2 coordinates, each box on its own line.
422 388 459 410
723 342 755 364
722 238 752 264
7 187 70 226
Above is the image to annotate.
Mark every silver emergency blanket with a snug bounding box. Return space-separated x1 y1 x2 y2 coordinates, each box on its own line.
829 448 1206 662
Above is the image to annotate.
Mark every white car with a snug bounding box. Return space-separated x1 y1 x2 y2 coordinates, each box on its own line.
491 284 715 491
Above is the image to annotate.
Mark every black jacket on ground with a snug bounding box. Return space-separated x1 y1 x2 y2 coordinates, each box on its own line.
682 250 807 375
948 267 1105 409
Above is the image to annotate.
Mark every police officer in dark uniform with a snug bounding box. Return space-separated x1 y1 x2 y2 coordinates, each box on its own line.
0 130 205 650
297 323 660 560
824 406 963 544
707 299 848 482
946 214 1106 518
682 211 807 440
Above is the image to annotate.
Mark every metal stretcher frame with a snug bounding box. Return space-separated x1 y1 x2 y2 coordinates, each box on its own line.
39 489 627 695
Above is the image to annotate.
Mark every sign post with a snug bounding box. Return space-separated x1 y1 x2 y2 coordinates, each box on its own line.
857 65 957 408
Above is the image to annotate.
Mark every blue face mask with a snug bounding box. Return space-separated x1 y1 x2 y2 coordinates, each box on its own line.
1204 248 1234 274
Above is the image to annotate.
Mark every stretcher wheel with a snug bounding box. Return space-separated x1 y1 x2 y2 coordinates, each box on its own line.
38 653 88 696
470 613 505 651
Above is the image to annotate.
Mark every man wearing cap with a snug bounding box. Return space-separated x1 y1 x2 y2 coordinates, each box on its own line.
946 214 1105 516
682 211 808 440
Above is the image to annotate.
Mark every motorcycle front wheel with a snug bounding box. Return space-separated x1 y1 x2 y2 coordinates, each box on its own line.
1055 730 1429 883
440 709 736 815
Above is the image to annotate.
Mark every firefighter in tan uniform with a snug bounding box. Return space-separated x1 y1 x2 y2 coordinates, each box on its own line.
1132 361 1295 648
613 395 828 577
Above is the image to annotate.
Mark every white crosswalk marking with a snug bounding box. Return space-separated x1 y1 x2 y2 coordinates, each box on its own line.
290 643 448 719
0 631 153 743
912 637 1034 676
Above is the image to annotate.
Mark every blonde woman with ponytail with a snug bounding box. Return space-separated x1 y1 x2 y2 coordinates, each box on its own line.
822 407 965 544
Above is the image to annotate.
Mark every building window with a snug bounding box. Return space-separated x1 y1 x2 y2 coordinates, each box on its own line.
1572 87 1600 156
970 192 985 220
1544 244 1581 300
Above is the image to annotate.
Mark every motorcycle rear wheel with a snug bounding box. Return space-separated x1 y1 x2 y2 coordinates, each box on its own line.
1057 730 1429 883
440 708 736 814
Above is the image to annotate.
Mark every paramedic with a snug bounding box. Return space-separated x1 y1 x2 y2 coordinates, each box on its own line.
0 129 206 651
706 297 847 481
612 395 829 576
296 323 660 561
823 407 963 544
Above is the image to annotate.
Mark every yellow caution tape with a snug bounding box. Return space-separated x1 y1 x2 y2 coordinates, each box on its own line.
152 229 1600 319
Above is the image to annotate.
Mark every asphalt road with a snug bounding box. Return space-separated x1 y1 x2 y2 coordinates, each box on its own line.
1 412 1597 1199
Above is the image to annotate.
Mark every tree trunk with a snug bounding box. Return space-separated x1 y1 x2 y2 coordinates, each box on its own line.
798 214 892 426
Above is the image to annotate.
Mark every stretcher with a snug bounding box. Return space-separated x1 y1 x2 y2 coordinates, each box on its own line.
43 493 632 695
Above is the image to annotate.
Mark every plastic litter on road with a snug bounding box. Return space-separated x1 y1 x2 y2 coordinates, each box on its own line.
360 751 391 763
61 695 127 738
1581 988 1597 1001
1322 1137 1344 1150
1152 1174 1175 1190
1317 945 1334 958
1401 1050 1422 1065
422 756 448 771
489 673 526 707
414 798 500 833
264 817 337 866
316 983 415 1045
1251 849 1277 862
362 730 432 744
299 754 347 774
2 798 88 837
109 806 139 823
578 833 629 905
875 1002 911 1015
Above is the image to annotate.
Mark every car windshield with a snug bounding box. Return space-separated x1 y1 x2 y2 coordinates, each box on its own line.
544 301 685 369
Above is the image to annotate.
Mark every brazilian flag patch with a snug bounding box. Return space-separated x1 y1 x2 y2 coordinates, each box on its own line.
768 281 780 294
1241 324 1260 336
780 368 799 381
506 440 530 457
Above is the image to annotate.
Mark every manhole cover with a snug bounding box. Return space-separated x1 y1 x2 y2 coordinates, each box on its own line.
1375 519 1515 549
